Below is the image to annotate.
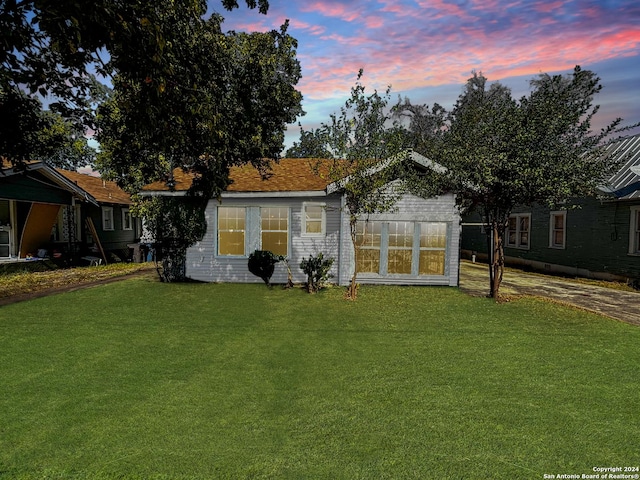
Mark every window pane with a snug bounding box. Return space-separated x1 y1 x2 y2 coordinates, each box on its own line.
554 214 564 229
356 221 381 247
357 247 380 273
388 249 412 274
420 223 446 248
306 220 322 234
553 230 564 245
419 250 445 275
219 232 245 255
520 216 529 232
218 207 245 256
262 232 288 256
388 222 414 248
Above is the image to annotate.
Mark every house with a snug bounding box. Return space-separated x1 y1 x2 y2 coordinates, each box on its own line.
141 151 461 286
461 133 640 283
0 161 140 264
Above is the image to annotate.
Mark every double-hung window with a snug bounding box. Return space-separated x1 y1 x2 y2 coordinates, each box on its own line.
122 209 133 231
629 206 640 255
356 221 382 273
218 206 246 256
261 207 289 256
302 203 326 236
419 222 447 275
506 213 530 249
387 221 414 274
102 206 114 231
549 211 566 249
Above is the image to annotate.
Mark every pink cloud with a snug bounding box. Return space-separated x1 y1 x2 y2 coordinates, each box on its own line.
300 1 363 23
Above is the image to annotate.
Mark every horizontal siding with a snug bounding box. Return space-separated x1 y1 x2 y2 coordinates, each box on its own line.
186 195 342 284
462 199 640 281
187 191 461 286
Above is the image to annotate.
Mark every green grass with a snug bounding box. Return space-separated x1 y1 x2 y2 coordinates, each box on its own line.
1 280 639 479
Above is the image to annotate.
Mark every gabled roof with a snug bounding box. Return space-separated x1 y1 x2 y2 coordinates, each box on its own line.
57 169 131 205
141 152 446 197
1 159 131 206
599 133 640 200
1 160 99 205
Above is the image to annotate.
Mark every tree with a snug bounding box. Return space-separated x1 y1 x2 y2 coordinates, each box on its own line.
402 67 624 299
95 12 303 280
285 128 332 158
0 0 271 167
310 71 408 299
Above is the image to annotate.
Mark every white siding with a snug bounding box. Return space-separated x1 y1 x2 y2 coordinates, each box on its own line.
185 195 342 284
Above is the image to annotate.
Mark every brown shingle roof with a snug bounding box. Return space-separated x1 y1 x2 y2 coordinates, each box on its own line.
142 158 341 193
57 169 132 205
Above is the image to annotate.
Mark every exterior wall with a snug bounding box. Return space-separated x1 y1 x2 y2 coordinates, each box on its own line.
338 191 460 287
187 191 461 286
83 204 139 256
461 198 640 282
185 194 342 284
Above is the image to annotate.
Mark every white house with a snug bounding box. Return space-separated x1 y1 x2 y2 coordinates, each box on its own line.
141 152 461 286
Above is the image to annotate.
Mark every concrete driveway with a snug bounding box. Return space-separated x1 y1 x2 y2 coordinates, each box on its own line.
459 261 640 326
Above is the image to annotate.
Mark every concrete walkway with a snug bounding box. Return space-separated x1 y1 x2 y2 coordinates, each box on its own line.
459 261 640 326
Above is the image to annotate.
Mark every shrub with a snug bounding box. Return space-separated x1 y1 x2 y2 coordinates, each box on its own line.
300 253 334 293
248 250 280 287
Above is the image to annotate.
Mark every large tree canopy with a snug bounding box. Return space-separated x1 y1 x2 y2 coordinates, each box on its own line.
0 0 275 168
396 66 625 298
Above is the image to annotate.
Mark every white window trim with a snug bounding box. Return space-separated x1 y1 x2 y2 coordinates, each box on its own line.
629 206 640 255
102 206 114 231
122 208 133 231
217 206 246 257
506 213 531 250
548 211 566 249
301 202 326 237
260 207 290 256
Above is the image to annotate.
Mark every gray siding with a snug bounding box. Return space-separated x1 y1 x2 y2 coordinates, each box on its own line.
186 191 460 286
338 191 460 287
185 195 342 284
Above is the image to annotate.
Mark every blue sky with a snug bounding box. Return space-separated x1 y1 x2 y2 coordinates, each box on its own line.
211 0 640 152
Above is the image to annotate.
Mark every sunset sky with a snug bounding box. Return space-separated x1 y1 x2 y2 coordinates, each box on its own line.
210 0 640 151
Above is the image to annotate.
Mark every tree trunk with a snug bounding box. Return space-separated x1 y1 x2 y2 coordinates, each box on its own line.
347 218 359 300
489 220 505 300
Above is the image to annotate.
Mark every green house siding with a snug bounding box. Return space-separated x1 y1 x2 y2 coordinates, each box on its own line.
83 205 138 253
0 174 74 205
462 198 640 281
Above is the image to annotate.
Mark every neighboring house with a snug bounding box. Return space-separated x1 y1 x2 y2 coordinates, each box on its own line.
0 161 139 263
142 152 461 286
461 133 640 283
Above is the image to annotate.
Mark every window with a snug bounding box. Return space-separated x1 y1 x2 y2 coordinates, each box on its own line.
302 203 326 236
102 207 114 231
356 221 382 273
629 206 640 255
419 222 447 275
122 209 133 231
506 213 530 249
549 211 566 249
218 207 246 256
261 207 289 256
387 221 414 274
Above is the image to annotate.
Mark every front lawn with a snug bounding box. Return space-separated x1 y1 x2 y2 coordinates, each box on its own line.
1 279 638 479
